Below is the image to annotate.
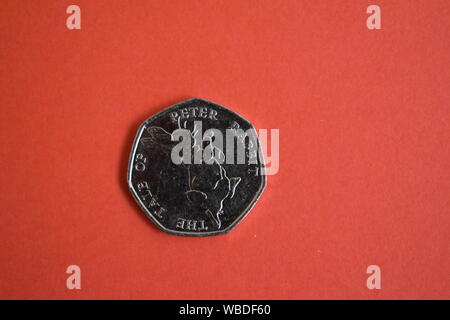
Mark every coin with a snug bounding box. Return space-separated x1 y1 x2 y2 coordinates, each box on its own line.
127 98 266 236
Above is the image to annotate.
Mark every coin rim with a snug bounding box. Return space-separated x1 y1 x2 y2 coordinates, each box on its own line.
127 98 267 236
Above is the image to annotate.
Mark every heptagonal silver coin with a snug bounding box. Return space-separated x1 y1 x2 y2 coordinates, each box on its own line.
127 98 266 236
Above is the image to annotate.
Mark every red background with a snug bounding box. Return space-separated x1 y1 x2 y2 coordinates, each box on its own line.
0 0 448 299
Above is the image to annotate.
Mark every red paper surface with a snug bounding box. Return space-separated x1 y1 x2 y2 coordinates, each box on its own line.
0 0 448 299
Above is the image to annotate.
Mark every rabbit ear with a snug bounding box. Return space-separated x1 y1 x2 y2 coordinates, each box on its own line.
203 130 214 140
